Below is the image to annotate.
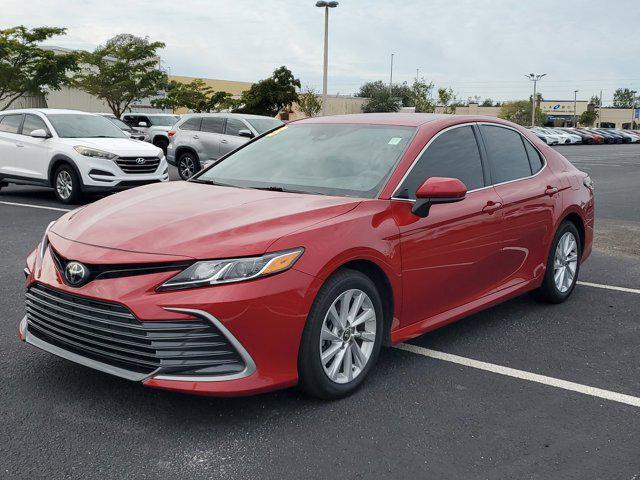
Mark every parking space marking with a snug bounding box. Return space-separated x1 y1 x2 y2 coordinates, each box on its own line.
395 343 640 408
578 281 640 295
0 201 71 212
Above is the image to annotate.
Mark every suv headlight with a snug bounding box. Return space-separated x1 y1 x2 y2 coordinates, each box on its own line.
158 248 304 291
74 146 117 160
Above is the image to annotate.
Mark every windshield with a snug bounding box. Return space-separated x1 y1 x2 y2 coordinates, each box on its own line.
47 114 127 138
148 115 179 126
246 117 284 135
108 117 131 130
197 123 415 198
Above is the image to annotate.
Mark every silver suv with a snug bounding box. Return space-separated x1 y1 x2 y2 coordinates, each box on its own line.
167 113 283 179
121 113 180 154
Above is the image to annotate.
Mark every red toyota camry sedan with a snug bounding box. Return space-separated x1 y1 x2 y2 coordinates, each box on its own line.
19 114 594 399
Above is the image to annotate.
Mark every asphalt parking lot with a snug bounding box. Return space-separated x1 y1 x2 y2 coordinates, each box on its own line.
1 144 639 479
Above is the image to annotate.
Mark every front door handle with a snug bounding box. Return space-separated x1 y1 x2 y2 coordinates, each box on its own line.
482 200 502 214
544 186 559 196
220 139 228 144
16 144 25 148
193 135 199 139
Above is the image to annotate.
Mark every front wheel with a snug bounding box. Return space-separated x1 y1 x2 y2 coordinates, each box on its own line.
298 269 383 399
532 221 581 303
177 152 200 180
53 165 82 204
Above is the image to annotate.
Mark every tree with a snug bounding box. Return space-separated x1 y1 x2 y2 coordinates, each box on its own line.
235 66 300 116
356 81 400 112
297 87 322 117
613 88 638 108
481 98 494 107
437 87 456 114
498 100 546 126
152 79 235 112
579 110 597 127
0 26 77 110
589 94 601 108
74 34 167 117
411 78 435 113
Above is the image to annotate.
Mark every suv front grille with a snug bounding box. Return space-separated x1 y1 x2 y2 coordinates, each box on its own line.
25 284 245 376
116 156 160 174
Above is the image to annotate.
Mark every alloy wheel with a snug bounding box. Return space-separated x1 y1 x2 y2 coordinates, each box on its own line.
179 156 195 178
553 232 578 293
319 289 377 384
56 170 73 200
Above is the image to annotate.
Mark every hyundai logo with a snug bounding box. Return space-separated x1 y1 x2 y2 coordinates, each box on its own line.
135 157 146 165
64 261 89 287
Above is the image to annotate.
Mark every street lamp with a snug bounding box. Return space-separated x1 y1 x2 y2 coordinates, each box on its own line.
316 1 339 116
525 73 546 126
574 90 578 127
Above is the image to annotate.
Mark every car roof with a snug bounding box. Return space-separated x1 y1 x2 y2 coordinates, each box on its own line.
180 112 279 120
0 108 96 116
293 113 456 127
123 112 179 116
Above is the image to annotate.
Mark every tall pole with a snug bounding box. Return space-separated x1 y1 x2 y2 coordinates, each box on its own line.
574 90 578 127
416 68 419 83
598 89 603 127
321 6 329 116
531 79 537 126
389 54 394 92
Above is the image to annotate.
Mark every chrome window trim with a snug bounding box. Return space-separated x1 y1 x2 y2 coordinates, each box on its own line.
390 121 548 202
151 307 257 382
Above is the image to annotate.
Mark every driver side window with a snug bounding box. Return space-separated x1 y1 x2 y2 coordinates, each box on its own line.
396 125 485 199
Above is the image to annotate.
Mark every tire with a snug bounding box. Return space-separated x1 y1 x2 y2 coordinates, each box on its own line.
532 221 581 304
298 268 384 400
53 164 82 204
177 151 200 180
153 137 169 155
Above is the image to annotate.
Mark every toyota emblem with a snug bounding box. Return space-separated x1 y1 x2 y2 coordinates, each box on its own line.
64 261 89 287
135 157 146 165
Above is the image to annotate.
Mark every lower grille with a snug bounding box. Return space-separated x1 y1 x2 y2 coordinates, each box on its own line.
25 284 245 376
116 156 160 174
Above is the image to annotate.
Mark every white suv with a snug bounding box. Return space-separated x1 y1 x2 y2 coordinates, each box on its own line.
0 109 169 203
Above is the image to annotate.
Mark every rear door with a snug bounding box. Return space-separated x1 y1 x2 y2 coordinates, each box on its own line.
0 114 26 178
478 124 562 289
219 117 251 156
392 124 504 329
198 116 225 160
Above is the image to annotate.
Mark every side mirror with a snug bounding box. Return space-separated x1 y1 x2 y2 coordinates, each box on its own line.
238 129 254 138
138 121 148 127
30 129 50 139
412 177 467 217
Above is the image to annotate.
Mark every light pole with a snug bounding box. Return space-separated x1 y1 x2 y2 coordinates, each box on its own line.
525 73 546 126
389 53 394 92
574 90 578 127
316 1 338 116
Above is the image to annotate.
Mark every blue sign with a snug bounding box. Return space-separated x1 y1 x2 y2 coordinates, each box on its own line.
634 108 640 119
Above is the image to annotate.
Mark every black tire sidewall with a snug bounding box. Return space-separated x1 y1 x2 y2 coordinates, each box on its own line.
178 152 200 180
541 221 581 303
298 269 384 399
53 165 81 204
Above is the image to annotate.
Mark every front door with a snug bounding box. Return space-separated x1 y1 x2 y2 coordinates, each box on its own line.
393 124 504 329
219 117 251 156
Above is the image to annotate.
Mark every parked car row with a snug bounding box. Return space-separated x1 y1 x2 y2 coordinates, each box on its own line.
528 126 640 145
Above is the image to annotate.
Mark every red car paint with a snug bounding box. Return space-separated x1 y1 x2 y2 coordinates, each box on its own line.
21 114 594 396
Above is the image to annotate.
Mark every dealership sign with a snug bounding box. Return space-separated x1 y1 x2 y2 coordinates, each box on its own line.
540 101 585 115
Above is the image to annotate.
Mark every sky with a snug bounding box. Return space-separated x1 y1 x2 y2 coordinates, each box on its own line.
4 0 640 105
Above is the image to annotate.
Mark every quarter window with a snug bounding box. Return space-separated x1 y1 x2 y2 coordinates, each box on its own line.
225 118 247 136
0 114 23 134
523 139 543 174
480 125 532 183
396 125 485 199
180 117 202 131
22 114 49 136
201 117 224 134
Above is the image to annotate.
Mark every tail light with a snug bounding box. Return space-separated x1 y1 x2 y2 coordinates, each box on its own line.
583 175 594 191
167 131 175 137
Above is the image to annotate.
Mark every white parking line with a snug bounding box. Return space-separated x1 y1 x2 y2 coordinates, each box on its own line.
395 343 640 408
577 281 640 295
0 201 71 212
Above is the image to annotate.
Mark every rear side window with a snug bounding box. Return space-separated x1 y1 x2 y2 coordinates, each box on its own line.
523 140 543 174
480 125 532 183
225 118 246 136
0 114 23 134
201 117 224 134
180 117 202 131
396 125 485 199
22 114 49 136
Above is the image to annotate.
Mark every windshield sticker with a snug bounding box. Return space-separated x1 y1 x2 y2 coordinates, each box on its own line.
266 125 288 137
388 137 402 145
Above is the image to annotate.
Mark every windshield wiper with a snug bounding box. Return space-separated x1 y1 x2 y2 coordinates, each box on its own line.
251 185 328 196
189 178 245 188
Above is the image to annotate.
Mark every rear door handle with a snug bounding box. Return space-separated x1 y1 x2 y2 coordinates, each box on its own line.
482 201 502 214
193 135 199 139
220 139 228 144
544 186 559 196
16 144 25 148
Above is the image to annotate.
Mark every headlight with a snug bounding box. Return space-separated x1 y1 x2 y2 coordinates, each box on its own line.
73 146 117 160
158 248 304 291
39 221 56 260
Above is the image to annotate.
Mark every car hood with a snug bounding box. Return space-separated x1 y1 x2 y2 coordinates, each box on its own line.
58 137 161 156
51 182 361 259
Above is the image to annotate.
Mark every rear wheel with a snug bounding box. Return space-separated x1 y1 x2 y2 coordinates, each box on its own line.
532 221 581 303
298 269 383 399
177 152 200 180
53 164 82 204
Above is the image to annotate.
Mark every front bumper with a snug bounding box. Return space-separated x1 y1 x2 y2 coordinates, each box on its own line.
20 243 318 396
78 156 170 191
